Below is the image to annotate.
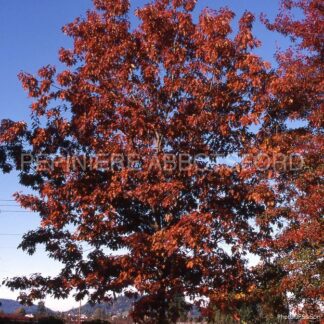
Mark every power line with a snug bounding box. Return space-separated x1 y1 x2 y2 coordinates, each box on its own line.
0 210 34 213
0 246 96 251
0 199 16 202
0 233 23 236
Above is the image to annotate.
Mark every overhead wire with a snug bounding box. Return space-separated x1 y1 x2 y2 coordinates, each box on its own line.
0 210 34 213
0 204 20 207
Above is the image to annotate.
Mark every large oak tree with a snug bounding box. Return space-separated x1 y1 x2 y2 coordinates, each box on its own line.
0 0 322 322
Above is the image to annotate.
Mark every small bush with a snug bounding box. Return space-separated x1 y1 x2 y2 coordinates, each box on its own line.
82 320 111 324
37 316 64 324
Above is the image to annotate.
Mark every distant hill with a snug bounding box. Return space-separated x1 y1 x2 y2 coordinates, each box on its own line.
67 296 135 316
0 296 200 318
67 296 200 318
0 299 52 314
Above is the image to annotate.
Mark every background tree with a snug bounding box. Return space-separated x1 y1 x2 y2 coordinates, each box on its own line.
243 0 323 318
37 301 47 316
14 307 26 316
92 308 107 321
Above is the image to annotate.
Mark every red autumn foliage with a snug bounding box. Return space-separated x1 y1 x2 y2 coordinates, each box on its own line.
0 0 322 322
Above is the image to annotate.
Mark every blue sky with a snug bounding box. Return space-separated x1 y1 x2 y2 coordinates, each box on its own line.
0 0 290 312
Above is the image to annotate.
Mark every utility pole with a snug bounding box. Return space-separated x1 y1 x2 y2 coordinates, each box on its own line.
78 300 81 324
